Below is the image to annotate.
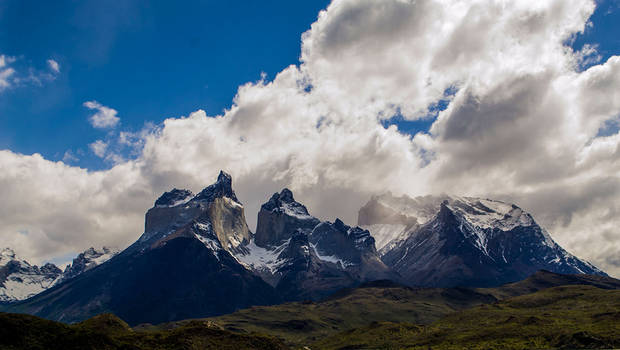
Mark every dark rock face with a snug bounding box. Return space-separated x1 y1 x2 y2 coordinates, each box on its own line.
255 189 320 247
377 197 607 288
8 237 279 326
310 219 376 264
274 230 356 301
6 171 278 325
154 188 193 207
238 189 399 301
194 171 237 203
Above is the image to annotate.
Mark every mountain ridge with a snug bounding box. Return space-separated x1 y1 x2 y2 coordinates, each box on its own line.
361 193 605 287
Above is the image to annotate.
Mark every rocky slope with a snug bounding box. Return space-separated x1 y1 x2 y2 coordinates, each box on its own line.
5 172 280 325
360 193 605 287
62 247 119 281
236 189 397 301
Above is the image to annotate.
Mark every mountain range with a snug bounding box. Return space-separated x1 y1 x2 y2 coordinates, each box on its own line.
0 247 118 303
1 171 607 326
360 193 604 287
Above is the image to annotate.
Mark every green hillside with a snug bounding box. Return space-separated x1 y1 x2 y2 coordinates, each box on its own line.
316 285 620 350
2 271 620 350
0 312 287 350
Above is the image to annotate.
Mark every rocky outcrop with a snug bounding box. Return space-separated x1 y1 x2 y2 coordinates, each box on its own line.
255 189 320 247
237 189 399 301
62 247 119 281
0 249 62 302
141 171 250 254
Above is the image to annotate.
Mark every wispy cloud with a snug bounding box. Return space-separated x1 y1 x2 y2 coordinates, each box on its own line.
0 55 17 91
47 59 60 73
83 101 120 129
0 54 59 91
89 140 108 158
62 150 79 163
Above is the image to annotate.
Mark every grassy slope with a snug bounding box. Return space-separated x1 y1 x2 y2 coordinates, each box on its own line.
315 285 620 350
3 271 619 349
188 272 620 347
0 312 288 350
198 283 495 345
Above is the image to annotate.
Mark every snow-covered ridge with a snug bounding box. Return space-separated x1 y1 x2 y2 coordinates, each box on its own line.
1 248 63 302
369 193 534 230
62 246 120 282
362 194 539 254
310 243 353 268
446 197 534 231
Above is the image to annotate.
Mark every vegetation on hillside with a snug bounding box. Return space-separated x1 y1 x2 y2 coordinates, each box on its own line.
0 312 287 350
315 285 620 350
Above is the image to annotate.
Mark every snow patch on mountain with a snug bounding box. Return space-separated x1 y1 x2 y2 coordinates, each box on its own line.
1 248 63 302
310 243 353 268
361 224 408 251
236 239 288 273
447 197 534 231
62 247 119 281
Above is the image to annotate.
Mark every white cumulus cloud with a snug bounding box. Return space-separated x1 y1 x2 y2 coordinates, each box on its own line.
2 0 620 278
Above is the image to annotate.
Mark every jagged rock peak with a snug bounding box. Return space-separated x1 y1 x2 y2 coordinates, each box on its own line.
155 188 193 207
321 219 376 251
279 188 294 202
63 246 119 281
194 170 238 202
262 188 312 217
255 188 320 247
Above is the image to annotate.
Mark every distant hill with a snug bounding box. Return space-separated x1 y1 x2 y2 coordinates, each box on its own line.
316 285 620 349
0 312 287 350
196 270 620 346
2 270 620 349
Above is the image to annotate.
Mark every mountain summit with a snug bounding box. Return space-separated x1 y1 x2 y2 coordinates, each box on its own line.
6 171 279 325
237 189 397 300
360 193 605 287
5 176 607 325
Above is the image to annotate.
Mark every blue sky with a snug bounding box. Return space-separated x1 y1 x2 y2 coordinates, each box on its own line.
1 0 619 170
1 0 620 171
0 0 330 169
2 0 620 274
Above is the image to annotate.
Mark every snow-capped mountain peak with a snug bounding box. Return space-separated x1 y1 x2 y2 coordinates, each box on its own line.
0 248 63 303
236 188 397 299
62 246 120 281
362 193 606 288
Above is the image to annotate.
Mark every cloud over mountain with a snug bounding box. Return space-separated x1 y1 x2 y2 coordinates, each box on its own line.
1 0 620 276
